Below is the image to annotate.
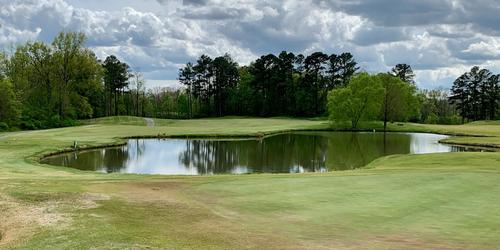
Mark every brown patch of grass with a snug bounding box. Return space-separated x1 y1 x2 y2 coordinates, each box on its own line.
87 180 189 204
0 192 109 247
0 193 66 247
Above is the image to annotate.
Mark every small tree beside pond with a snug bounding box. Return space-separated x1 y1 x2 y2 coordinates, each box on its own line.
328 73 383 129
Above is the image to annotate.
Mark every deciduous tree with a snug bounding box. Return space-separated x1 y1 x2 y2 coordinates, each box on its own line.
378 73 419 131
0 78 20 127
328 73 383 129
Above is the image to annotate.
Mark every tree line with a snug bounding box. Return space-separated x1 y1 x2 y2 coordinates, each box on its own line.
450 66 499 121
0 32 190 130
179 51 359 117
328 65 499 129
0 31 498 131
1 32 103 129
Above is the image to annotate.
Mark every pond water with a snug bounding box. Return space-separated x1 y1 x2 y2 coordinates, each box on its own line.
42 132 471 175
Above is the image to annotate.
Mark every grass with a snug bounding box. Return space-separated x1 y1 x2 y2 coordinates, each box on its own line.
0 116 499 249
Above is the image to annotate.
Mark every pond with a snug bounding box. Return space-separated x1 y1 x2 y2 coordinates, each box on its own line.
42 132 472 175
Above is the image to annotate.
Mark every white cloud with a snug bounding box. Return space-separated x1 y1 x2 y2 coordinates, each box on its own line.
145 79 182 89
1 0 500 89
463 37 500 58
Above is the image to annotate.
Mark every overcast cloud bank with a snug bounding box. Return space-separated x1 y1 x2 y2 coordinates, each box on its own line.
1 0 500 89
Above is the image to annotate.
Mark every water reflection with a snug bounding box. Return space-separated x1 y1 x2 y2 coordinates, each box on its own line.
42 132 472 175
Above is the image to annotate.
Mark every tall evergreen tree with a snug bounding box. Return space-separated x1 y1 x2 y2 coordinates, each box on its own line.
450 66 499 121
328 52 359 88
212 54 239 116
304 52 329 115
193 55 214 114
178 63 196 118
102 55 130 116
482 73 499 120
391 64 415 85
277 51 296 115
249 54 279 116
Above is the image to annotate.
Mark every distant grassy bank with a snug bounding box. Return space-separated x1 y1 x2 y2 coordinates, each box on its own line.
1 117 499 249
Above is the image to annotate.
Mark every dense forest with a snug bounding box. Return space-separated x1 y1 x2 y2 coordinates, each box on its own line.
0 32 498 131
178 51 358 117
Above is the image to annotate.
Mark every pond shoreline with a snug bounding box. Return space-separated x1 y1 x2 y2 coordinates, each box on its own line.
37 127 500 165
37 128 499 175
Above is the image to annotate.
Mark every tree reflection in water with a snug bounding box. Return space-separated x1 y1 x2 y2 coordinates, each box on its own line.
179 134 330 174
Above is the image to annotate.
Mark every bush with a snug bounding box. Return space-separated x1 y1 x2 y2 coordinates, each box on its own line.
449 115 462 125
425 114 463 125
49 115 62 128
20 120 38 130
0 122 9 131
426 114 438 124
60 119 78 127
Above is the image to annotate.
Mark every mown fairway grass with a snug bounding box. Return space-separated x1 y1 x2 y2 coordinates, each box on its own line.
1 117 500 249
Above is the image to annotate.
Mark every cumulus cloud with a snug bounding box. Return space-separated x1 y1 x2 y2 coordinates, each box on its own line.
1 0 500 89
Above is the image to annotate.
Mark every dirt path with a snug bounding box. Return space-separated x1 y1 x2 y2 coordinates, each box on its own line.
144 118 155 127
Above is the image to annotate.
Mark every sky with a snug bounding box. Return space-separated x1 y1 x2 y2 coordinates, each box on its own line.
1 0 500 89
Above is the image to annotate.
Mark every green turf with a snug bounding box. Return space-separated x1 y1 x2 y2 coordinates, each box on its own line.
1 117 499 249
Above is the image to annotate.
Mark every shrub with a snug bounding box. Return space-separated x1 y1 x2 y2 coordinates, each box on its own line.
426 114 439 124
49 115 62 128
20 120 38 130
60 119 78 127
0 122 9 131
449 115 462 125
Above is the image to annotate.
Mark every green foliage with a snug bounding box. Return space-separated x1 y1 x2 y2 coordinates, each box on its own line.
103 55 130 116
142 88 192 119
227 66 257 115
0 52 7 80
2 30 496 130
450 66 499 121
51 32 88 116
418 88 461 124
179 54 240 116
0 122 9 131
391 63 415 85
0 78 21 126
328 73 383 128
5 31 103 129
327 71 422 130
74 96 94 119
180 51 359 117
378 73 420 129
176 93 190 117
327 52 359 88
426 113 439 124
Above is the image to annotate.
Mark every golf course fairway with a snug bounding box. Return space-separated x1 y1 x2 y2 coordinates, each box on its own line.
1 117 499 249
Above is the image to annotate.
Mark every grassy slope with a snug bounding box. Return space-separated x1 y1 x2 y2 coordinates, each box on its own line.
0 117 499 249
